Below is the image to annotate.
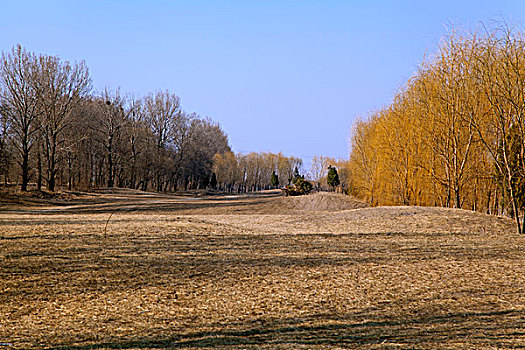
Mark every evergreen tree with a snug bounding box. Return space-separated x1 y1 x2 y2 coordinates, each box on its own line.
292 166 301 185
327 165 340 191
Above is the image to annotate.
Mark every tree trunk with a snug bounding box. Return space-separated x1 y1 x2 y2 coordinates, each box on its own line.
48 175 56 192
107 134 114 188
21 146 30 191
37 144 42 191
68 156 73 191
454 185 461 209
522 211 525 236
47 137 57 192
510 187 522 235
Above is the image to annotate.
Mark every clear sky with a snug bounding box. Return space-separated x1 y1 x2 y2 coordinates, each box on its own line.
1 1 525 171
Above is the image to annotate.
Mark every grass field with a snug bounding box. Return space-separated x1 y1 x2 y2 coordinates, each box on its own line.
2 189 525 349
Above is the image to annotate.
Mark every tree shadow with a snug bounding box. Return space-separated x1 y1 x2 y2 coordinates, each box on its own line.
4 196 279 215
44 309 525 349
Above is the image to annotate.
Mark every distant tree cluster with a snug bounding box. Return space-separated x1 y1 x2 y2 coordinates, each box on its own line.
212 152 303 192
0 45 230 192
309 155 349 193
282 166 313 196
348 23 525 233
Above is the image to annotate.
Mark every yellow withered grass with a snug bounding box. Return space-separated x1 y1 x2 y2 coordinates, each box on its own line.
1 189 524 349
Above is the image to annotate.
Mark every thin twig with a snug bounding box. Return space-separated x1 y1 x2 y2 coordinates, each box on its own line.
104 210 116 236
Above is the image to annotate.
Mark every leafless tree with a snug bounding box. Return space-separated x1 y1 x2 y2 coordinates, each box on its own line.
37 54 91 191
0 45 42 190
144 90 182 191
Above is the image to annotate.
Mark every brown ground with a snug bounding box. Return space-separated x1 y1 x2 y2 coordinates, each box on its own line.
1 189 524 349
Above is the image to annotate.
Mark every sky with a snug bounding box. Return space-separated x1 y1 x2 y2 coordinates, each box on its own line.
1 0 525 171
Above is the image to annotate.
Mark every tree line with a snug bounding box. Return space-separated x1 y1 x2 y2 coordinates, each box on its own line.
212 151 303 192
211 151 350 195
0 45 230 192
347 23 525 233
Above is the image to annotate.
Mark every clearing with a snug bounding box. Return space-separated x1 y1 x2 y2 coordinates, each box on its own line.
1 189 525 349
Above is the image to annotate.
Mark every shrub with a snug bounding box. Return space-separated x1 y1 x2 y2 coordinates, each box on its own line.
282 177 313 196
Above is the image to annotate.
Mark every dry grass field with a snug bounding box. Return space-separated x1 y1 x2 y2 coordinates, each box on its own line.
2 189 525 349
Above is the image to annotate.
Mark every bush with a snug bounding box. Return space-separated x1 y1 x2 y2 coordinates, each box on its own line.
282 177 313 196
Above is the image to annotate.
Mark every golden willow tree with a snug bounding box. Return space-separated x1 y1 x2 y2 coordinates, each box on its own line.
348 23 525 234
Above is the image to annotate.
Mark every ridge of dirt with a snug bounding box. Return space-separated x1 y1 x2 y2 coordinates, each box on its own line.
0 187 233 212
280 191 368 212
0 187 98 209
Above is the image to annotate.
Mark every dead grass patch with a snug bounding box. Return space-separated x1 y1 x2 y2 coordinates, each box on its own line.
1 189 524 349
280 192 367 212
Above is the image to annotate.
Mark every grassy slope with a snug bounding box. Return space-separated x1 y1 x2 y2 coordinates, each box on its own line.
1 190 524 349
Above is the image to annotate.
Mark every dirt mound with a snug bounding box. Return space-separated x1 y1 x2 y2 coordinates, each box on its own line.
0 187 94 210
283 191 367 212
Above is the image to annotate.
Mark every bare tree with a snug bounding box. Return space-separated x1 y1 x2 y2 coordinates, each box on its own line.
0 98 12 185
144 90 181 191
125 96 145 189
0 47 235 194
0 45 42 190
473 24 525 233
37 54 91 191
310 155 329 191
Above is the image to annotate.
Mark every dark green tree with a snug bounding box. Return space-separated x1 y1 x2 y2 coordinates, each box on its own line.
327 165 340 191
270 170 279 188
292 166 301 185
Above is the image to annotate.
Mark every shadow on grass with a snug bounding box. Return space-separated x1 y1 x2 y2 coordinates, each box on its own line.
4 197 278 216
44 309 525 349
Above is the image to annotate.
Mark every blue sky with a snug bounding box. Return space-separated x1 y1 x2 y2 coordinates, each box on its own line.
1 1 524 170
